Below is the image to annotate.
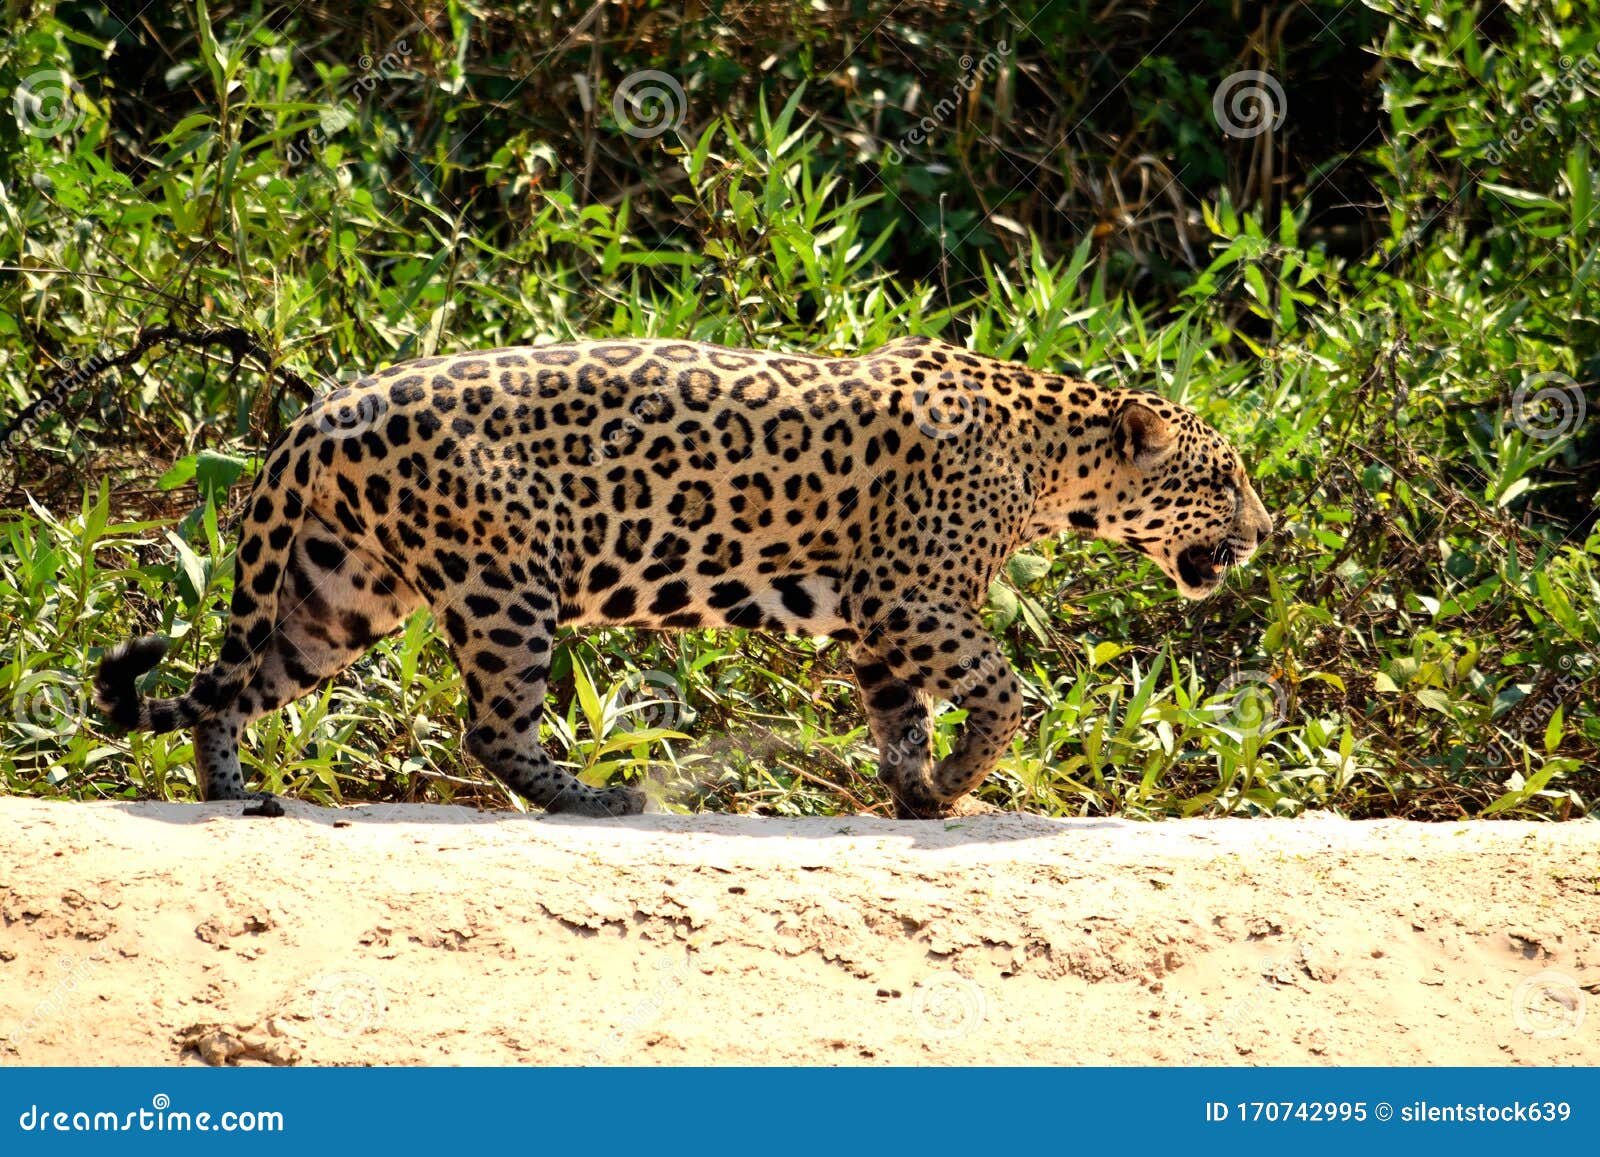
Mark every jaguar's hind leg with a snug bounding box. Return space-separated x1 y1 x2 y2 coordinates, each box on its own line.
850 642 940 817
193 703 265 804
198 526 420 809
435 575 644 818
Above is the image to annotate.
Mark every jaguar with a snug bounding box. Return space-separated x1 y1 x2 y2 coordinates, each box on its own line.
95 336 1273 818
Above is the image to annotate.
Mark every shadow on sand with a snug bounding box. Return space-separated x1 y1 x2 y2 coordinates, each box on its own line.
85 797 1125 851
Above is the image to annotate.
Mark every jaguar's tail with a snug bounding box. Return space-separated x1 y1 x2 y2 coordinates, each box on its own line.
94 430 307 733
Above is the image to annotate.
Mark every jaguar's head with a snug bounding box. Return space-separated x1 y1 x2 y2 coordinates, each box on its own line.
1075 395 1273 599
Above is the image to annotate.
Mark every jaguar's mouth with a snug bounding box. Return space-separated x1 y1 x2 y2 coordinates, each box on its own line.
1176 543 1234 589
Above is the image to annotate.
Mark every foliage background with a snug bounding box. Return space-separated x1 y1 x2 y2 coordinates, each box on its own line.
1 0 1596 818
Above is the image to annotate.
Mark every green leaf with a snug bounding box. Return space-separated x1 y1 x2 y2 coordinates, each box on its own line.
158 455 198 491
195 450 248 503
589 728 691 757
1479 763 1560 817
1302 671 1345 693
1414 688 1453 714
1568 142 1593 235
1090 641 1127 668
571 659 603 736
1543 705 1564 754
194 0 227 97
1479 183 1562 211
986 582 1020 630
1495 476 1531 508
165 530 208 608
1007 553 1051 585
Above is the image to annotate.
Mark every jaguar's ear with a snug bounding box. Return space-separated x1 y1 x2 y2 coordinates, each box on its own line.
1113 399 1177 472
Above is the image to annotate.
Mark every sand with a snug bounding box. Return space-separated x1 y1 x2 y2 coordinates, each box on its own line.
0 797 1595 1065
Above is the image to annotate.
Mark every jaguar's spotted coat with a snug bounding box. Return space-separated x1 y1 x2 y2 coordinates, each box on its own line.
95 337 1273 818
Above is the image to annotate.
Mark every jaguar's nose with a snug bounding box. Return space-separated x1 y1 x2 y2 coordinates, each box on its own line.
1245 502 1273 546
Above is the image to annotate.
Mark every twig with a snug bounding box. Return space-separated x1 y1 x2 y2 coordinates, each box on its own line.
0 324 313 449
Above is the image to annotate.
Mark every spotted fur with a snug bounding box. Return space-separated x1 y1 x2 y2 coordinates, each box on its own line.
94 336 1272 818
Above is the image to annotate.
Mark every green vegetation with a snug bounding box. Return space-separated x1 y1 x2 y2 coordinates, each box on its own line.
1 1 1595 819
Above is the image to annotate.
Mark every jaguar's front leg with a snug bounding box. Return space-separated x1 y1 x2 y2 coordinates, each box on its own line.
853 601 1022 818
